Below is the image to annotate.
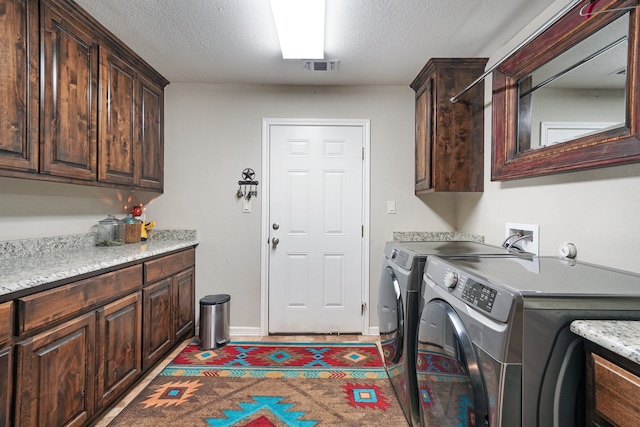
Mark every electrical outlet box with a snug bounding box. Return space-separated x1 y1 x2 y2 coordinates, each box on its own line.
505 223 539 255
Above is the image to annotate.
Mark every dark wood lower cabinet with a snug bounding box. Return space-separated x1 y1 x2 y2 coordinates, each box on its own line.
0 346 12 427
6 247 195 427
96 292 142 409
15 312 96 427
585 342 640 427
174 267 195 341
142 278 173 370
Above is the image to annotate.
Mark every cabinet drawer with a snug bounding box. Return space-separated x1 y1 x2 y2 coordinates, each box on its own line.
144 248 195 284
18 265 142 334
593 353 640 427
0 301 13 344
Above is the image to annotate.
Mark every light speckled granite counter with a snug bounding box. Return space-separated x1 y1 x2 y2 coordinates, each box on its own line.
393 231 484 242
0 230 197 298
571 320 640 365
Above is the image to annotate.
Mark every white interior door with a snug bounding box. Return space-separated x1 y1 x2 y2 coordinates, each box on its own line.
267 123 364 333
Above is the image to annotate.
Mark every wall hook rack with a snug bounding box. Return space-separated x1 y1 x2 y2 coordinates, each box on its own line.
237 168 259 199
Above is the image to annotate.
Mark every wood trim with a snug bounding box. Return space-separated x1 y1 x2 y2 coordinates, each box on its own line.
492 0 640 180
144 248 195 285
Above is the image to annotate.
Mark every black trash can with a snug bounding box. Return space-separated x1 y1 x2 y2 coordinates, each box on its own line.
199 294 230 350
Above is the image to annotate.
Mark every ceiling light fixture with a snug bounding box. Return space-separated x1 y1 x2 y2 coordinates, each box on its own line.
269 0 325 59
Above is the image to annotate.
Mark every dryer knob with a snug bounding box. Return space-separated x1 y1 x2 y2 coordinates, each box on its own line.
444 272 459 290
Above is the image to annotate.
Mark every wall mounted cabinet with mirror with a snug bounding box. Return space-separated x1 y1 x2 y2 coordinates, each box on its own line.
492 0 640 180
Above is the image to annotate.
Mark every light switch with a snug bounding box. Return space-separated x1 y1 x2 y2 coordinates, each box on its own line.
387 201 396 214
243 198 251 213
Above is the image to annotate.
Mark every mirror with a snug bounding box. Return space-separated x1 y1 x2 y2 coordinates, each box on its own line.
492 0 640 180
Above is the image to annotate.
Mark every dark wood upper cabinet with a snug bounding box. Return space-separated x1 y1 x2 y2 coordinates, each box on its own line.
98 51 165 190
411 58 487 193
137 74 165 190
40 0 99 181
0 0 39 173
0 0 169 192
99 50 137 185
492 0 640 180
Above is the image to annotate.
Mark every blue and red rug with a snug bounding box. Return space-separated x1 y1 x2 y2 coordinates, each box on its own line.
162 340 387 379
109 340 409 426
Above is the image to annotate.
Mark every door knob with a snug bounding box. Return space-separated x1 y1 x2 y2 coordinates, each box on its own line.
272 237 280 247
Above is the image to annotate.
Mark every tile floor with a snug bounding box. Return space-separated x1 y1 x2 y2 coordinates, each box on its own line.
91 334 381 426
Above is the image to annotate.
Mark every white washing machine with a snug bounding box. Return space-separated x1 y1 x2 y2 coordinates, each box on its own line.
377 241 517 426
418 255 640 426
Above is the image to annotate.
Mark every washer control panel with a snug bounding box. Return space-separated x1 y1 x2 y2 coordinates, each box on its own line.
424 256 515 323
388 247 412 270
461 279 498 313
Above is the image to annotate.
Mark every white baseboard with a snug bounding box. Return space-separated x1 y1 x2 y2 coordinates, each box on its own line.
197 326 379 337
230 326 262 336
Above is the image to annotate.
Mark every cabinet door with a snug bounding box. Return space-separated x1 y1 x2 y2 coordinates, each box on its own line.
96 292 142 410
0 346 12 427
15 312 96 427
414 77 433 192
137 74 164 190
0 0 39 173
98 50 137 185
173 267 195 341
40 0 99 181
142 278 173 370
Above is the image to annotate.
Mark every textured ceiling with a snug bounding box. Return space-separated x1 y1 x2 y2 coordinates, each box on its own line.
73 0 560 85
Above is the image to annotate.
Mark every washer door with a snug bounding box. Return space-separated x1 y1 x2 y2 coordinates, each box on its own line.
378 266 404 365
417 299 489 426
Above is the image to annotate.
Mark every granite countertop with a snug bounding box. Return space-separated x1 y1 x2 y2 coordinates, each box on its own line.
0 230 198 297
393 231 484 242
571 320 640 365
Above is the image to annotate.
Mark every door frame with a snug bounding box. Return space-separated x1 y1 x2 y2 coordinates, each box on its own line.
260 118 371 336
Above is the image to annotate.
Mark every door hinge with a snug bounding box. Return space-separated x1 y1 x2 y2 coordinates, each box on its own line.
361 225 364 237
361 302 367 315
362 147 365 159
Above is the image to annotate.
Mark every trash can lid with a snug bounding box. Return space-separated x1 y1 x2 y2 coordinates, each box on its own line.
201 294 231 305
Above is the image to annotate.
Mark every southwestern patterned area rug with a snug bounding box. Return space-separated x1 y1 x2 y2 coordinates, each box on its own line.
108 340 410 426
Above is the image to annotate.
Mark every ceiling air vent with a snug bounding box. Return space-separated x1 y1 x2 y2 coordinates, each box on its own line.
302 60 339 72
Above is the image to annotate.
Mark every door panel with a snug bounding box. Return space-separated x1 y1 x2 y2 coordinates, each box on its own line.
268 124 363 333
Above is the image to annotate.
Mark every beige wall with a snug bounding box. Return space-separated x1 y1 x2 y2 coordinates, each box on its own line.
151 84 455 332
458 0 640 274
0 84 455 333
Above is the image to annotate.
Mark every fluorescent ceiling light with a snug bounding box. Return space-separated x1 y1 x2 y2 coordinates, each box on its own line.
269 0 325 59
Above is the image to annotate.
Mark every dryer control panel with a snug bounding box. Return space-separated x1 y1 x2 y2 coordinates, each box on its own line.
424 256 515 323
